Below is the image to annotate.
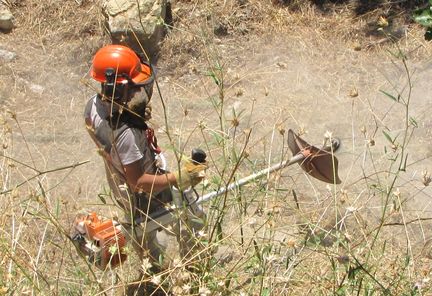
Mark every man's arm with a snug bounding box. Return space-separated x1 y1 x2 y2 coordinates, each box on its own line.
123 160 177 194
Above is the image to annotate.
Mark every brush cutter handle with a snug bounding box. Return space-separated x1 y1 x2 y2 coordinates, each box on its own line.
134 148 207 228
191 148 207 164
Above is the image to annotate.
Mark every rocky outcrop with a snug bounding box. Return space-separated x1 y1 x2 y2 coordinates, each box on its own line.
102 0 168 59
0 3 14 32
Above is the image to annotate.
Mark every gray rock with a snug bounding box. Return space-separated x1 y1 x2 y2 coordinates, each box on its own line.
0 48 16 62
0 4 14 31
102 0 168 58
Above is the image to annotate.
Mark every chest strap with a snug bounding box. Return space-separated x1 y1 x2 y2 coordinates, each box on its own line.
146 128 161 154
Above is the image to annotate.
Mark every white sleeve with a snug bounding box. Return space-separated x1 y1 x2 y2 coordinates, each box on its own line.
113 129 144 165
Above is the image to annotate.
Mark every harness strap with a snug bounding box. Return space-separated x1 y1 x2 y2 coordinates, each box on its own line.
146 128 161 154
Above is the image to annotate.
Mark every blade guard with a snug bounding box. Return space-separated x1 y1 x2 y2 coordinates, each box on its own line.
288 129 341 184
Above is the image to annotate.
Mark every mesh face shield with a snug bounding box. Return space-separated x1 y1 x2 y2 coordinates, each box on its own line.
125 62 154 120
126 86 152 120
102 69 154 122
100 64 155 123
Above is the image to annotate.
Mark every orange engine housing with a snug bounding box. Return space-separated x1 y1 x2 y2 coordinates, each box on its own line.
73 212 127 270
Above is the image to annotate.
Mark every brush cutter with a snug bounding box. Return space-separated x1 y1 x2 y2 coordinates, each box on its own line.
72 129 342 269
135 129 342 230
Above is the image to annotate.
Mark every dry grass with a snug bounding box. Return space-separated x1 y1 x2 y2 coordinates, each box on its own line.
160 0 432 74
1 0 432 295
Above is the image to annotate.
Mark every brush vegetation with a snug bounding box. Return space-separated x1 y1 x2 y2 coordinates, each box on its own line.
1 0 432 295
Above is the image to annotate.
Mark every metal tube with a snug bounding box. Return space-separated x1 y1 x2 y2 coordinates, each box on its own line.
136 152 306 231
198 152 305 204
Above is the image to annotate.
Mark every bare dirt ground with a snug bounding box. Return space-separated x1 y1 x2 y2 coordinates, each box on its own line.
1 0 432 294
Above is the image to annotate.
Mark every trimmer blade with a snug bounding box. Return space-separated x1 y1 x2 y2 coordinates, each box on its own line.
287 129 342 184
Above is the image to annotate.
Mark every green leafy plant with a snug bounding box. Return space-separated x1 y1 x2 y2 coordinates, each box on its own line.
413 0 432 40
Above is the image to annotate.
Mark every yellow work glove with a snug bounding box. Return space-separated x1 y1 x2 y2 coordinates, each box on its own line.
173 159 208 191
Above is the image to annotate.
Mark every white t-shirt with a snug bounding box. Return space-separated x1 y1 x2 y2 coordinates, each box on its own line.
84 95 159 210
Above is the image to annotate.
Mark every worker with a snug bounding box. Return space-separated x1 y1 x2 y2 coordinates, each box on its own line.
83 45 207 274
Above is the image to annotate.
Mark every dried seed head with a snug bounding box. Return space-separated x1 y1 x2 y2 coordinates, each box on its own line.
265 254 277 263
340 189 348 203
6 110 16 120
353 41 362 51
199 286 211 296
96 147 105 157
189 64 197 74
197 230 207 238
349 88 358 97
231 117 240 127
368 138 375 146
267 219 275 228
198 120 206 130
298 126 307 136
180 271 191 282
243 128 252 135
287 239 296 248
393 188 401 199
182 284 191 292
235 88 244 97
276 61 287 69
248 217 257 228
422 170 431 186
378 16 389 27
277 124 286 135
141 258 153 274
151 275 162 285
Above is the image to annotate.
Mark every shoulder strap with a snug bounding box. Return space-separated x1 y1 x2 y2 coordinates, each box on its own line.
84 98 128 160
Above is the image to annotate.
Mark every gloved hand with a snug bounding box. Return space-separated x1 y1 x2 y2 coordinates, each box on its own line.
173 158 208 191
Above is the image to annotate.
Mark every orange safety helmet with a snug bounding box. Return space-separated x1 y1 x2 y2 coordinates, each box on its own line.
90 45 152 85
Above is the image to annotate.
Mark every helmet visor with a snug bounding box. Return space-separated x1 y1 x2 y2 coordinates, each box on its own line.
132 62 154 85
131 62 154 101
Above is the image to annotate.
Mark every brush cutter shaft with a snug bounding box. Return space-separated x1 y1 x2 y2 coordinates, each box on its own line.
198 136 341 202
136 152 306 233
199 152 304 203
